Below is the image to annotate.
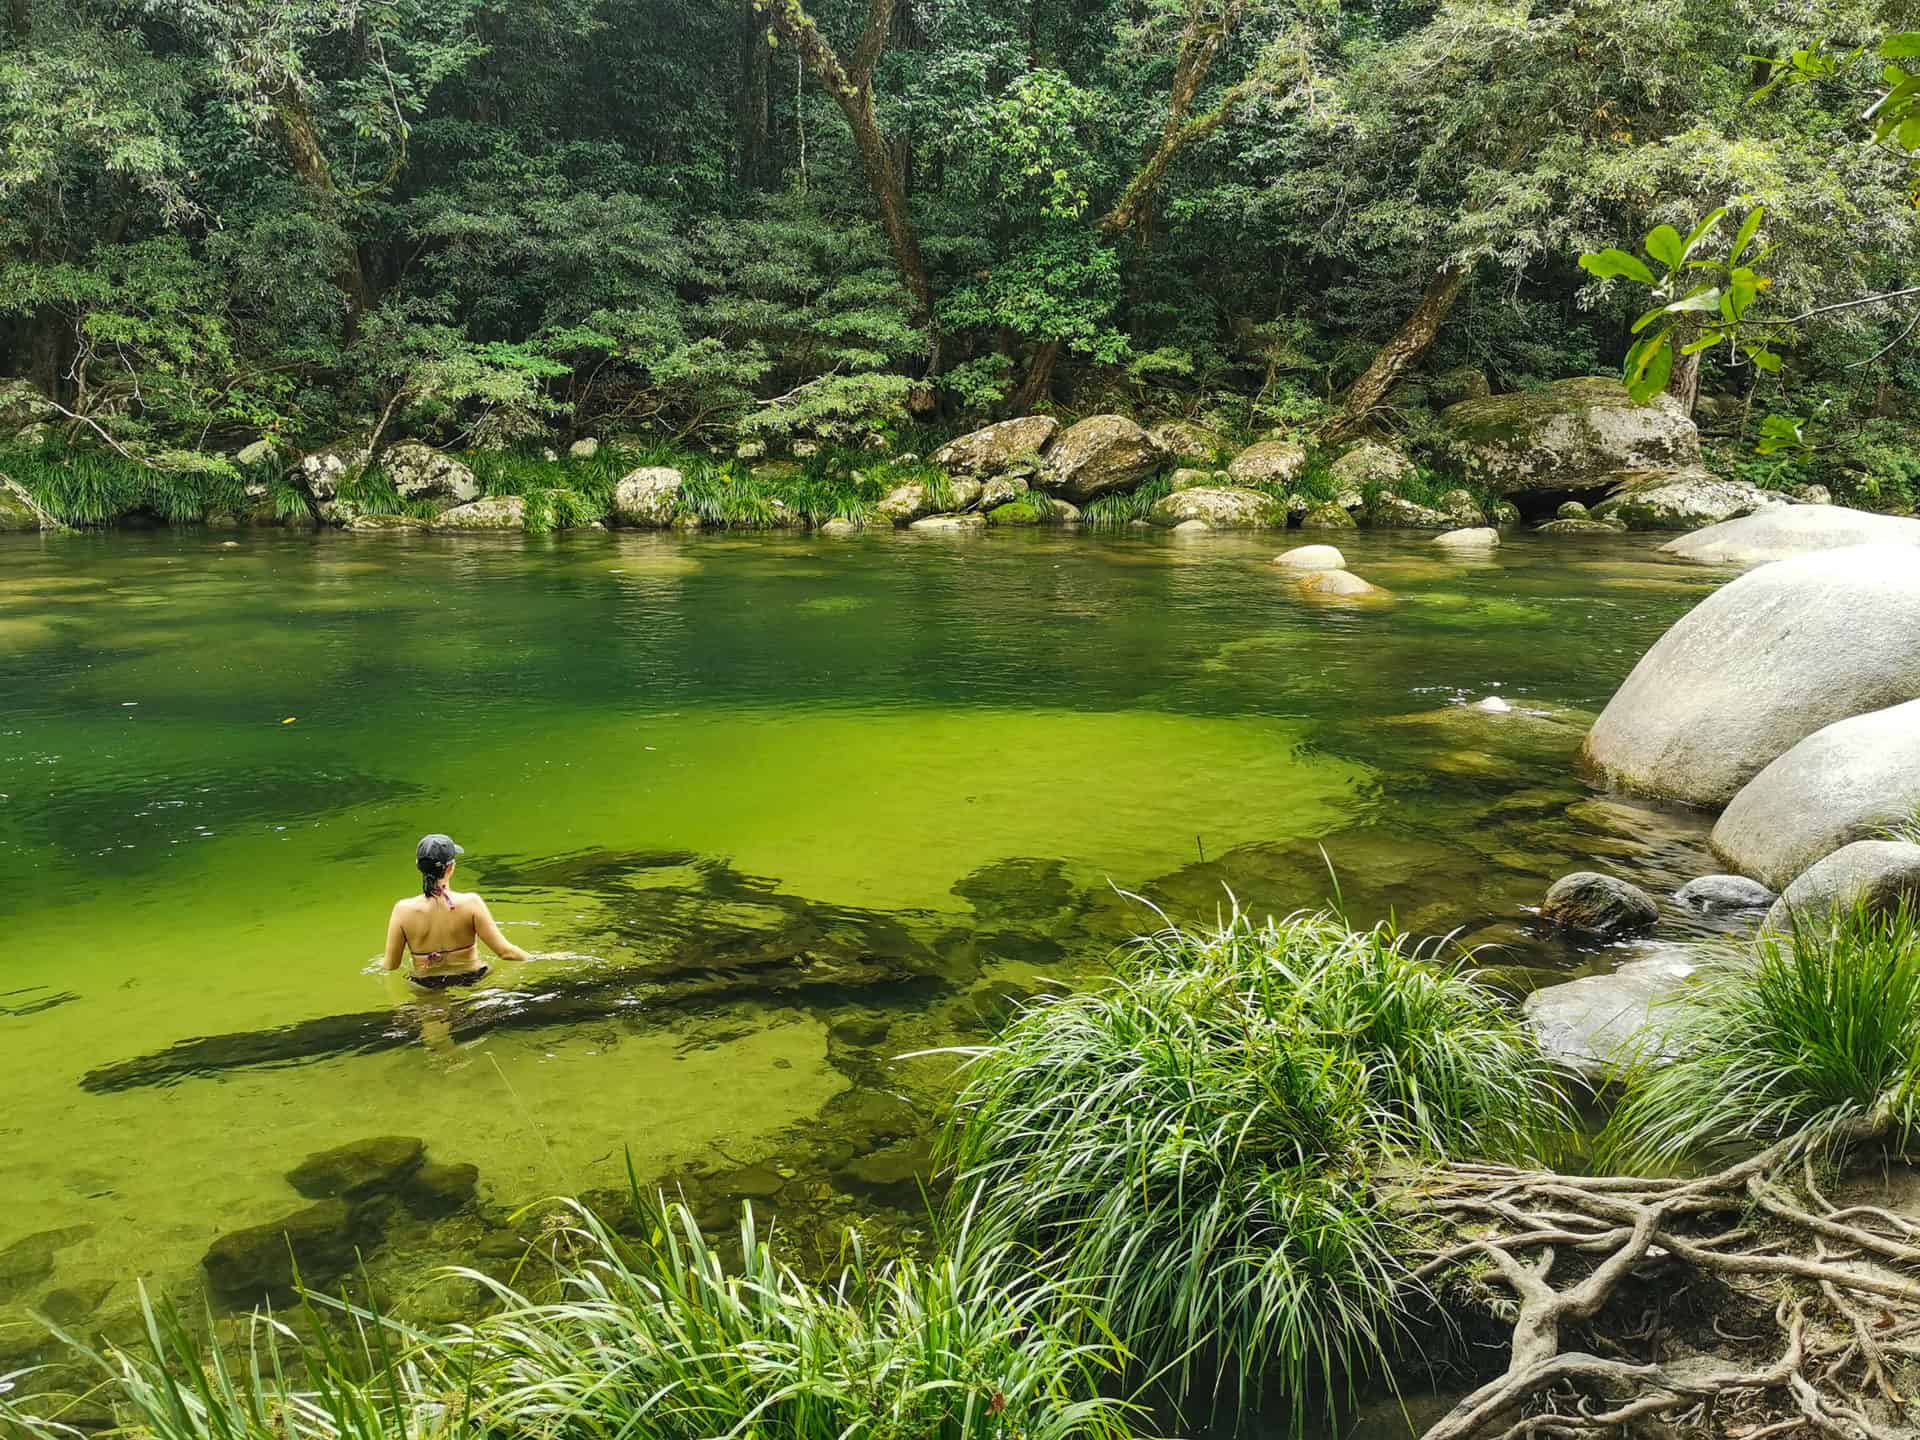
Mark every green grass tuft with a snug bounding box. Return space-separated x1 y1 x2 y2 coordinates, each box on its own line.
1 444 244 525
939 905 1566 1420
1079 474 1173 529
1603 902 1920 1170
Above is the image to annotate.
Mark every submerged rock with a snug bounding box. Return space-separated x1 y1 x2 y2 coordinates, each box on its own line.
202 1200 362 1295
430 496 525 530
0 1227 90 1301
931 416 1058 476
1274 543 1346 570
612 466 684 527
1434 526 1500 549
1662 504 1920 568
1764 840 1920 931
1226 439 1309 488
909 512 986 532
1591 468 1782 531
1582 544 1920 808
1442 377 1702 495
1148 485 1285 528
1536 518 1625 535
1674 874 1777 914
404 1162 480 1218
1540 872 1659 935
287 1136 426 1200
1040 415 1165 503
1523 950 1696 1082
1711 700 1920 891
1297 569 1389 601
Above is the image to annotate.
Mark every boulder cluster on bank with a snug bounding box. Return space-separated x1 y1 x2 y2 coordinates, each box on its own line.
1520 525 1920 1078
2 373 1894 539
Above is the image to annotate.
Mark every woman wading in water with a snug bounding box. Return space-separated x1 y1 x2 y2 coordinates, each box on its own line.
384 833 530 988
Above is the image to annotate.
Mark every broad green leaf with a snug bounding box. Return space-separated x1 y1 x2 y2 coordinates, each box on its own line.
1665 286 1724 315
1729 207 1763 265
1630 304 1668 334
1624 330 1673 403
1883 33 1920 60
1643 225 1685 269
1747 347 1783 373
1680 208 1728 260
1579 248 1656 284
1899 113 1920 151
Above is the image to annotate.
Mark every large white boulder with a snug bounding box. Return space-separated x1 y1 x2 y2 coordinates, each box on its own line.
612 467 685 527
1712 700 1920 890
1442 377 1701 495
1581 544 1920 808
1039 415 1165 503
1148 486 1285 528
931 416 1058 476
1590 468 1785 531
1764 840 1920 931
429 496 525 530
1661 504 1920 567
1327 440 1416 492
1274 544 1346 570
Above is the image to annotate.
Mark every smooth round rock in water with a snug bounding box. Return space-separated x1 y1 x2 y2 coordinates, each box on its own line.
1523 949 1695 1082
1663 505 1920 569
1150 486 1284 528
1557 500 1590 520
1764 840 1920 931
1675 874 1776 914
1581 544 1920 808
1540 871 1660 935
1274 544 1346 570
1711 699 1920 890
1434 527 1500 549
202 1199 360 1295
908 512 986 531
1297 569 1387 600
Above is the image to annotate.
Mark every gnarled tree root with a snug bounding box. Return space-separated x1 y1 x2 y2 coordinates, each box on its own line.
1411 1140 1919 1440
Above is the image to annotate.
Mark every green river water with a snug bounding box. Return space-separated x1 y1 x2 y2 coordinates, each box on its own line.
0 526 1740 1357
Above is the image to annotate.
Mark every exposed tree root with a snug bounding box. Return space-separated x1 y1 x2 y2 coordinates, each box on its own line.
1411 1139 1920 1440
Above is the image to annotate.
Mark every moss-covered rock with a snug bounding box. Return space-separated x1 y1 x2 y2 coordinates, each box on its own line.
1441 377 1702 495
0 482 41 532
1226 439 1308 488
1300 501 1357 530
1040 415 1165 503
931 416 1058 475
1329 440 1417 493
612 466 684 527
202 1200 363 1295
1147 419 1223 461
1590 468 1785 531
287 1135 426 1199
384 442 479 505
1148 485 1285 528
430 496 527 530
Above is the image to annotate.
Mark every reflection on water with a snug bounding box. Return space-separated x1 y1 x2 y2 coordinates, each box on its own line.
0 526 1737 1350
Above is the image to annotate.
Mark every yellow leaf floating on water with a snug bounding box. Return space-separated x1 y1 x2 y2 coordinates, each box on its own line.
281 716 297 725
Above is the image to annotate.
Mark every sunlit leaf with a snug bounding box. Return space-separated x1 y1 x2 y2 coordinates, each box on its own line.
1580 248 1656 284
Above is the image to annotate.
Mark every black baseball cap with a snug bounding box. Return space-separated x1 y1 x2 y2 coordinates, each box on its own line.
416 834 464 869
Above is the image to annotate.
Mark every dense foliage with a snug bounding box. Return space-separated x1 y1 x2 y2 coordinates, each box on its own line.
4 0 1918 501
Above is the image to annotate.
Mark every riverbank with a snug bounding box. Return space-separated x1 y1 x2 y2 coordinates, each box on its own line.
6 377 1912 545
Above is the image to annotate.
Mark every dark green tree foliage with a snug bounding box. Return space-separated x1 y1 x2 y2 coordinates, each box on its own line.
2 0 1918 478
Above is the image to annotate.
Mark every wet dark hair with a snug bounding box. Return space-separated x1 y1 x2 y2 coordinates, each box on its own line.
419 855 450 899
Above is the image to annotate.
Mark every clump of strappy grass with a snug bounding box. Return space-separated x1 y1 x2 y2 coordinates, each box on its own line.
1604 901 1920 1170
1079 474 1173 528
2 442 245 524
1 1197 1142 1440
450 1198 1140 1440
939 904 1566 1420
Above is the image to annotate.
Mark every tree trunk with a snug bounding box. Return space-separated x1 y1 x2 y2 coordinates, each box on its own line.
1010 339 1063 413
269 96 370 322
738 4 771 187
1329 262 1466 438
760 0 941 376
1665 345 1700 417
5 0 27 44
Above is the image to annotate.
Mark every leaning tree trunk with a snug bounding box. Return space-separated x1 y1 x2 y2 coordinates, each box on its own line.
1328 261 1465 440
1009 338 1063 413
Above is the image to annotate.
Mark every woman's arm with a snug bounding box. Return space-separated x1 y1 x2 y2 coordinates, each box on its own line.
470 896 531 962
382 905 409 971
